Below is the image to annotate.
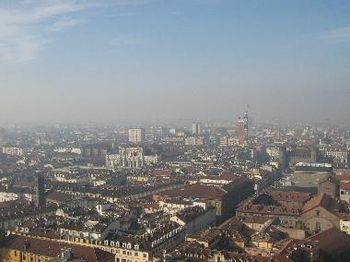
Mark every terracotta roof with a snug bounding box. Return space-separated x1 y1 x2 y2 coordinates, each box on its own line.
152 169 173 176
161 183 227 199
242 216 271 225
336 174 350 182
1 235 114 262
307 227 350 254
267 190 310 203
302 193 340 214
187 228 222 243
237 202 301 216
340 182 350 191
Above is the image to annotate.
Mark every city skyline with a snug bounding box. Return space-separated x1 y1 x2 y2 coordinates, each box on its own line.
1 3 350 259
0 0 349 123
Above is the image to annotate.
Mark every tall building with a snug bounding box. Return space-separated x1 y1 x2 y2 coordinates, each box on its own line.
128 128 145 144
238 112 248 146
34 174 46 208
192 122 201 136
278 146 288 170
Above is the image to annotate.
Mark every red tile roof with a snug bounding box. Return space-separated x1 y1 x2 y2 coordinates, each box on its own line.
268 190 310 203
340 182 350 191
152 169 172 177
302 193 340 214
1 235 114 262
307 227 350 254
161 183 227 200
336 174 350 182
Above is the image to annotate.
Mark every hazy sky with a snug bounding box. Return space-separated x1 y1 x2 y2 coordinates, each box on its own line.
0 0 349 124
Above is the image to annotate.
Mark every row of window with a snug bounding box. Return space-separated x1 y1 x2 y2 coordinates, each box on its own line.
13 251 49 262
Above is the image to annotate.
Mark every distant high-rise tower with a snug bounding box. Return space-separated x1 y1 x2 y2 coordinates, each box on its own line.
238 112 248 146
278 146 288 170
34 174 46 208
192 122 201 136
128 128 145 144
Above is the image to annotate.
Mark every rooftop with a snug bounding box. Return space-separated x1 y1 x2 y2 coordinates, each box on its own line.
0 234 114 262
161 183 227 200
302 193 340 214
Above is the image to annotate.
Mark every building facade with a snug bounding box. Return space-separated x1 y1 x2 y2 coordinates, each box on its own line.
238 112 248 146
128 128 145 144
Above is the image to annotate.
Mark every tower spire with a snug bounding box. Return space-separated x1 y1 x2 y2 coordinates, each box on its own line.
238 108 249 147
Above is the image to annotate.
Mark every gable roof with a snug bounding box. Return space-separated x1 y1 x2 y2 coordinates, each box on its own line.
302 193 340 214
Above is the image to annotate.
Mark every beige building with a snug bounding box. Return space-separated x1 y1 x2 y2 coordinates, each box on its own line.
2 146 23 156
340 182 350 203
325 149 349 168
301 193 341 233
340 218 350 235
191 122 201 135
291 162 333 188
185 136 204 146
128 128 145 144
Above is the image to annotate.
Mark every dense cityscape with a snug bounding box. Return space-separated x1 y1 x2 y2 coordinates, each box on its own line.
0 116 349 261
1 0 350 261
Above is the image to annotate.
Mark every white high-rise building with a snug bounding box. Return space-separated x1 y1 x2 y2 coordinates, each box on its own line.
128 128 145 143
192 122 201 136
